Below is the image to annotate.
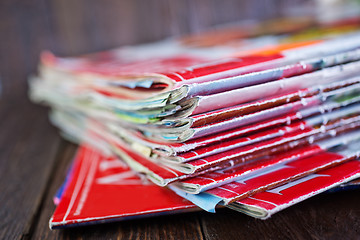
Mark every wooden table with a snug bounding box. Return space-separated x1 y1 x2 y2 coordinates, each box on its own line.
2 1 360 239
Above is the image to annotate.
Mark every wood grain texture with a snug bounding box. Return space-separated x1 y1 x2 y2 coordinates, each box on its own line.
30 141 77 240
0 0 55 100
0 99 61 240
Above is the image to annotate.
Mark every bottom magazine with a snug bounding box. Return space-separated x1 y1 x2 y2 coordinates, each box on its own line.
50 145 197 229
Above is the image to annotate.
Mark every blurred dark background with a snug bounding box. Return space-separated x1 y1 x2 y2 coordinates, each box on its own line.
0 0 315 101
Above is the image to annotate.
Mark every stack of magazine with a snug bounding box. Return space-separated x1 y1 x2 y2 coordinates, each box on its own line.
30 18 360 228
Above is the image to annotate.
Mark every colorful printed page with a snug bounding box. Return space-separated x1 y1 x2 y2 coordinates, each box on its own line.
36 27 360 107
46 84 360 161
48 102 360 187
32 60 360 143
168 115 360 174
175 104 360 193
170 137 360 217
50 145 196 229
32 42 360 120
205 136 360 204
104 81 360 158
41 32 360 87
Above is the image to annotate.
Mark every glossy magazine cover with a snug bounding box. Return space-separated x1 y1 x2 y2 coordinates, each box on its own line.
50 146 196 229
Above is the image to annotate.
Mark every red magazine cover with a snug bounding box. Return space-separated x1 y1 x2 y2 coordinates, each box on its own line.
40 34 360 102
170 135 360 218
36 61 360 144
230 159 360 219
172 115 360 174
175 105 360 193
205 141 360 204
50 145 197 229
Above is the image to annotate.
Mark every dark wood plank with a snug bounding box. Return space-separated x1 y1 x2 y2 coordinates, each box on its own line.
0 0 57 100
30 141 75 240
32 141 204 240
0 99 61 240
57 212 204 240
